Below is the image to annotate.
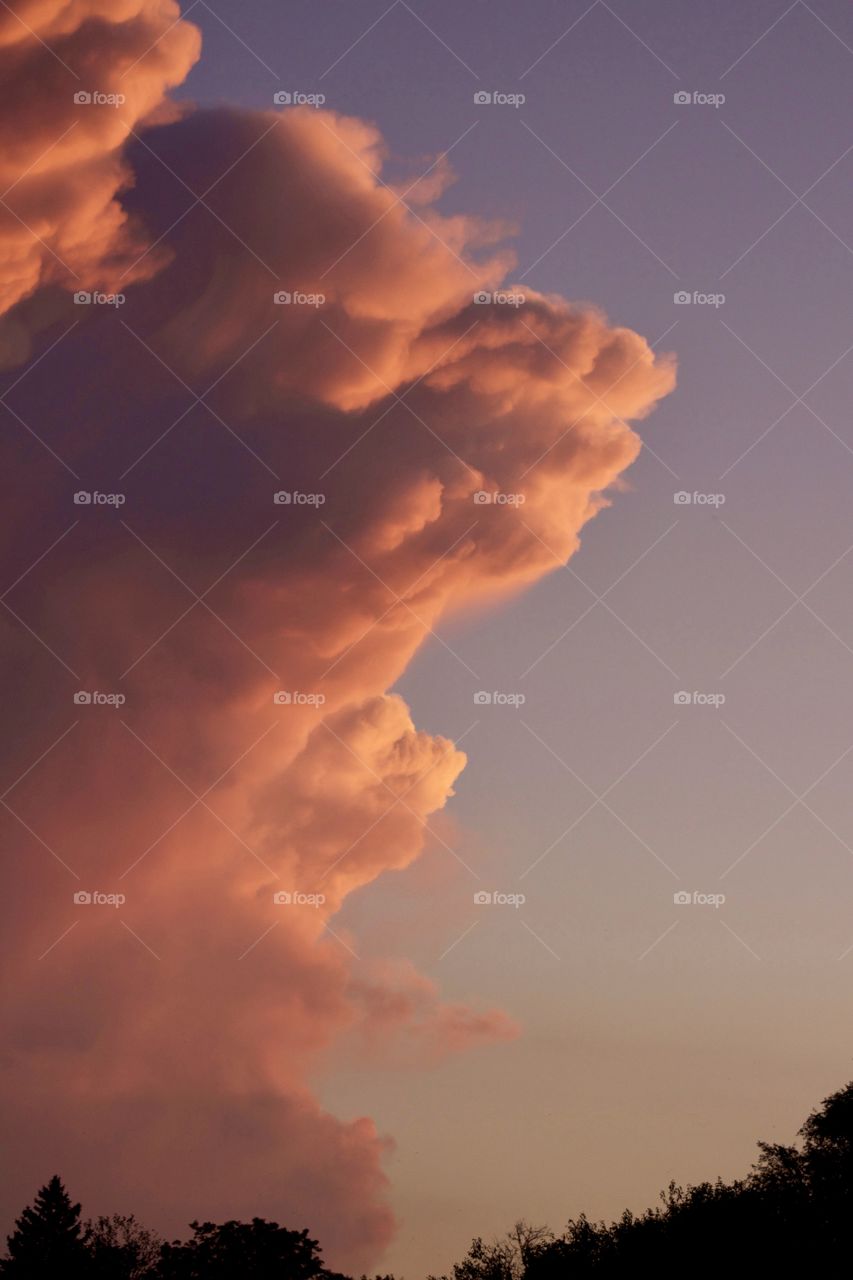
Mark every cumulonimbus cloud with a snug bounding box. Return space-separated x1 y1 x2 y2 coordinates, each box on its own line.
0 5 675 1270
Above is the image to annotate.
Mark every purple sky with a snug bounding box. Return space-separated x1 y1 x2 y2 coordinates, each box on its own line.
4 2 853 1275
196 2 853 1271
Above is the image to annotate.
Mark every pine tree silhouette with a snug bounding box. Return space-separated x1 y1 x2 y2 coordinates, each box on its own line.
2 1175 88 1277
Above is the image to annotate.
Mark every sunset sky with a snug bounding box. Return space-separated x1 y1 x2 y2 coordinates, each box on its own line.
3 1 853 1275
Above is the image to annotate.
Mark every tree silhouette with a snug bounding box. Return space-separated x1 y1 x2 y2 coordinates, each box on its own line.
84 1214 162 1279
5 1078 853 1278
2 1175 88 1277
436 1222 553 1280
443 1079 853 1277
155 1218 349 1280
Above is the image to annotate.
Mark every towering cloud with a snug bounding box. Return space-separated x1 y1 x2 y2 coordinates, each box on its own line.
0 4 675 1269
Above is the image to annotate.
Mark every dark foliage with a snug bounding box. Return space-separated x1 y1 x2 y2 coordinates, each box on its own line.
84 1215 163 1279
6 1079 853 1278
443 1080 853 1279
3 1199 347 1279
1 1174 88 1278
156 1219 346 1280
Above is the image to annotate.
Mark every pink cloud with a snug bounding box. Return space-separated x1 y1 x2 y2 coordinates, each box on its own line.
0 16 675 1269
0 0 200 360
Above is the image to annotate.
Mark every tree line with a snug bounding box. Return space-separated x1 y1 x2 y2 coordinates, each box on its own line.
0 1187 359 1280
436 1078 853 1278
5 1078 853 1277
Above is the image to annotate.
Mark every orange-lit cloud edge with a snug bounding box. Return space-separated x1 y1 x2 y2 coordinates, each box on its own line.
0 2 676 1269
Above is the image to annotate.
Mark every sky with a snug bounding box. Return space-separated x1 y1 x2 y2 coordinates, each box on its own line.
2 0 853 1275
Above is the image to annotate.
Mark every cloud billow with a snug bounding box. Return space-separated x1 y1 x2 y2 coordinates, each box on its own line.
0 7 675 1269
